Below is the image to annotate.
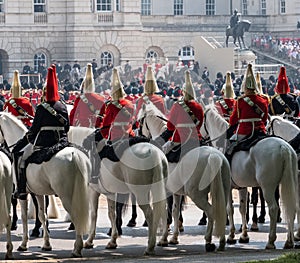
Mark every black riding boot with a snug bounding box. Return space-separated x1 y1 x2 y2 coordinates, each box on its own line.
13 167 27 200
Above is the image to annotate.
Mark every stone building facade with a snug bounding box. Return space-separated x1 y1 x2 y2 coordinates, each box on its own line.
0 0 299 80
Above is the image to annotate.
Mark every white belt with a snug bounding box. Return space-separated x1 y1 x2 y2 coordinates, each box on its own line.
16 116 27 119
176 123 196 128
40 126 65 131
113 122 128 126
239 118 262 123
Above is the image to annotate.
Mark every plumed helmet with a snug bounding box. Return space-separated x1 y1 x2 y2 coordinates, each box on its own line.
11 70 22 98
81 63 95 93
241 64 257 92
275 66 290 94
144 65 159 95
183 70 195 101
222 71 235 99
255 71 263 94
111 68 125 101
45 67 60 102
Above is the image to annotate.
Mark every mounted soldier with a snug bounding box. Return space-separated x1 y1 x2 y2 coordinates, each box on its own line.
269 66 299 125
12 65 70 199
4 70 35 128
215 71 236 122
70 63 105 128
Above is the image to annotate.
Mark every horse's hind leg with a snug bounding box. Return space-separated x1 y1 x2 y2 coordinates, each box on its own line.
250 187 259 231
238 188 250 244
5 216 13 259
18 198 29 251
106 196 118 249
227 190 236 244
84 188 100 249
36 195 52 251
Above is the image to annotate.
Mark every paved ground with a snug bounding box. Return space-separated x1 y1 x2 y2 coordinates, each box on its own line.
0 191 299 262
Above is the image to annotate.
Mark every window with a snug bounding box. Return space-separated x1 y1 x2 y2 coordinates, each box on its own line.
205 0 215 15
280 0 286 14
174 0 183 15
146 50 159 62
96 0 112 12
141 0 151 16
100 51 113 66
261 0 266 15
116 0 120 11
242 0 248 15
178 46 195 64
0 0 4 13
34 0 46 13
34 52 47 73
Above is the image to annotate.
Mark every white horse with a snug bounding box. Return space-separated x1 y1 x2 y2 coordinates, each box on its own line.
137 102 231 252
0 150 13 259
68 126 169 256
202 104 299 249
0 112 92 257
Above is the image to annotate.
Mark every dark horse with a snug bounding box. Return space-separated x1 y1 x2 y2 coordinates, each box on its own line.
225 20 251 49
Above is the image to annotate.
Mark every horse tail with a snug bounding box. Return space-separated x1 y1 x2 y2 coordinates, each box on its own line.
199 151 227 238
151 154 168 235
70 150 91 235
280 144 298 231
0 160 12 232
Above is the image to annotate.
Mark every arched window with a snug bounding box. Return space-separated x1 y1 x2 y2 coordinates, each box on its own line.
34 52 47 73
145 50 159 62
100 51 113 66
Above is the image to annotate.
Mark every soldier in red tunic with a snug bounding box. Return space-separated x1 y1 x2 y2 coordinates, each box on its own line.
136 65 166 116
70 63 105 128
228 64 269 142
4 70 35 128
215 71 236 122
157 70 204 154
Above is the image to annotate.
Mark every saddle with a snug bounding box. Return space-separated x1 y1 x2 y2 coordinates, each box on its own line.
166 139 204 163
98 136 150 162
25 139 87 166
225 132 274 164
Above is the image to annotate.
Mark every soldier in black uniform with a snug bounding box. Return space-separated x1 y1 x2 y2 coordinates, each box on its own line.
269 66 299 119
12 65 70 199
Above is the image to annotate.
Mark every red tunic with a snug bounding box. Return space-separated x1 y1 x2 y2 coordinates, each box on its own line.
167 100 204 143
100 99 135 141
229 94 268 135
215 98 236 120
136 94 166 116
69 92 105 128
4 97 35 127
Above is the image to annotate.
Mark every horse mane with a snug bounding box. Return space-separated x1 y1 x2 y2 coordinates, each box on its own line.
0 112 28 132
269 115 300 132
136 101 167 122
206 104 229 128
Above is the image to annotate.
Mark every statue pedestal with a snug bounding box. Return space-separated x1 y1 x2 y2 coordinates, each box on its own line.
234 49 257 77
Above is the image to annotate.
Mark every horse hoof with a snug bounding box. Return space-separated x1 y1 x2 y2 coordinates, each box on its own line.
205 243 216 252
198 219 207 225
11 224 17 231
84 242 94 249
239 237 249 244
250 224 259 232
17 246 27 252
127 220 136 227
265 244 276 249
71 252 82 258
227 238 237 245
105 242 117 249
294 242 300 249
5 254 14 260
144 249 155 256
42 246 52 251
168 239 179 245
157 241 168 247
284 242 294 249
68 223 75 231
